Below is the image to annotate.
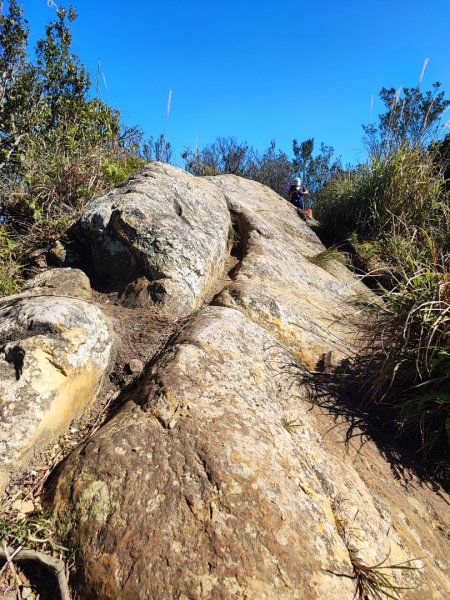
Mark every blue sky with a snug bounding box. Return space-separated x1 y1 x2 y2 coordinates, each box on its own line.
16 0 450 166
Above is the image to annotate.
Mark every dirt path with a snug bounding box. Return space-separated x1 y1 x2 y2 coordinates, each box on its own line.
93 293 177 386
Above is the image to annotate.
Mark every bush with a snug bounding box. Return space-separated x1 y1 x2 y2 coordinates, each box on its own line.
102 155 145 187
314 80 450 471
317 146 450 469
0 4 146 295
315 146 446 244
354 233 450 466
182 136 339 200
182 136 257 177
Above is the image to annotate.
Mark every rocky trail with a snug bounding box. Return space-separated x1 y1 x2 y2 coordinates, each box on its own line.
0 163 449 600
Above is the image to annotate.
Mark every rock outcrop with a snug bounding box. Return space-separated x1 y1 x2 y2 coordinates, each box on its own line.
207 175 371 368
45 174 449 599
1 166 448 599
0 269 114 493
80 162 231 316
49 306 449 599
49 307 357 599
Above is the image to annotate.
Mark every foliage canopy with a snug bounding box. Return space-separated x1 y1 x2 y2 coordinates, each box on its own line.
363 83 450 158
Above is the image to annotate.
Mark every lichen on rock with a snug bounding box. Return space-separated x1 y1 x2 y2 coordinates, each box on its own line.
49 306 450 599
80 162 231 316
0 269 115 493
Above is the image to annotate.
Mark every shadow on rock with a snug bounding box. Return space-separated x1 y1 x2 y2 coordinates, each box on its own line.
280 354 450 498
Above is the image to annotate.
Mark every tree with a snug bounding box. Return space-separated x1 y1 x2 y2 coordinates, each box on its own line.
35 7 90 130
363 83 450 157
0 3 143 216
249 140 292 197
182 136 256 176
292 138 341 195
181 135 339 200
0 0 32 168
34 7 120 144
0 4 122 175
211 136 255 175
181 143 206 176
292 138 313 183
143 132 173 164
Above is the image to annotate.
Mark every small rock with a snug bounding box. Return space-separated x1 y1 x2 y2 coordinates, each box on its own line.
28 249 47 272
11 499 35 514
22 268 92 300
0 291 115 495
127 359 144 374
47 240 67 266
121 277 152 308
48 240 82 268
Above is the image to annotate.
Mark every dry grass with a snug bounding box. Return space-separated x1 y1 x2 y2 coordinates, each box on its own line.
316 145 446 244
0 467 72 599
308 246 349 270
350 228 450 467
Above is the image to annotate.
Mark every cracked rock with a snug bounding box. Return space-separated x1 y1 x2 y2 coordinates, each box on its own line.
80 162 231 316
0 271 115 493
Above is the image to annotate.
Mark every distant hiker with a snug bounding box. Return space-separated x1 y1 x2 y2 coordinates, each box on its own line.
288 177 309 211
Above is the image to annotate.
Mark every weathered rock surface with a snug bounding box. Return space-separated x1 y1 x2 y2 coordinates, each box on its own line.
22 267 92 300
0 270 114 493
207 175 372 368
80 162 231 316
49 307 449 600
10 174 442 599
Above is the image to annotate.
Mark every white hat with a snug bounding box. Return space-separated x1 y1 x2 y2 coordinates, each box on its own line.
294 177 302 187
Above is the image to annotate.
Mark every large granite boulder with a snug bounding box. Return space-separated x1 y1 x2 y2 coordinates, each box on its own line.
206 175 372 368
80 162 231 316
0 269 114 493
48 307 449 600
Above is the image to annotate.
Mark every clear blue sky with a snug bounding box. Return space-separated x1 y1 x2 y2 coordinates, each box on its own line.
16 0 450 166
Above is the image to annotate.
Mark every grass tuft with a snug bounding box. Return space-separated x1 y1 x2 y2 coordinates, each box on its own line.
308 246 349 270
281 417 302 436
316 141 450 469
328 498 422 600
350 230 450 465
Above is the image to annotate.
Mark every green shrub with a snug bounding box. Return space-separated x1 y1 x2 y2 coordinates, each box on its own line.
0 3 147 299
0 225 21 295
315 146 446 244
102 155 145 186
354 232 449 466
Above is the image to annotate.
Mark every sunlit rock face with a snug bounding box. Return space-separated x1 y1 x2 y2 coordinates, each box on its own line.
206 174 372 369
49 307 356 599
49 305 449 599
0 269 115 494
80 162 231 316
9 172 443 599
